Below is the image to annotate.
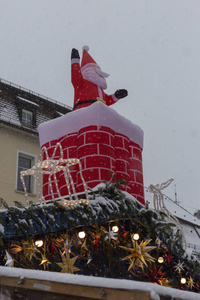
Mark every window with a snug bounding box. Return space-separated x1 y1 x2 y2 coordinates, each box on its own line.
22 109 33 126
17 152 36 194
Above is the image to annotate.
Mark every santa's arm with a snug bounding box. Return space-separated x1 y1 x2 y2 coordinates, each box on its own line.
104 89 128 106
71 48 84 88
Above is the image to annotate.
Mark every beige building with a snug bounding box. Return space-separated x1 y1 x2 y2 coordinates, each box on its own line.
0 78 71 207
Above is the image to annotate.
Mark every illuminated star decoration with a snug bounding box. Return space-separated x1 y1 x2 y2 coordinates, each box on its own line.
39 253 51 270
165 251 173 264
64 237 72 256
5 251 14 267
173 260 185 273
104 226 118 242
187 276 194 289
22 239 40 260
119 238 156 271
144 266 166 285
81 239 89 255
56 251 80 274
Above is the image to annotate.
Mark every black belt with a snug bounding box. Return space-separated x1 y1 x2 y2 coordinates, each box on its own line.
73 100 97 110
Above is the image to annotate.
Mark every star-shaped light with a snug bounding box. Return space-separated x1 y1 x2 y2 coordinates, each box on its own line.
39 253 51 270
188 276 194 289
22 239 40 260
144 266 166 285
64 237 72 256
173 260 185 273
119 238 156 271
81 239 89 254
5 251 14 267
56 252 80 274
165 251 173 264
104 226 118 242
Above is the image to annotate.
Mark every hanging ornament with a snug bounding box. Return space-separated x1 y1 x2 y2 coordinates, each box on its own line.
56 251 80 274
173 260 185 273
22 239 40 261
64 237 72 256
165 251 173 264
48 240 56 258
187 276 194 289
93 237 100 252
5 251 14 267
119 239 156 271
39 253 51 270
144 266 166 285
104 226 118 242
121 228 128 241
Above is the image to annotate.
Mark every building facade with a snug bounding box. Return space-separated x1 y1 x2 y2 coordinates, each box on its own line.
0 78 71 206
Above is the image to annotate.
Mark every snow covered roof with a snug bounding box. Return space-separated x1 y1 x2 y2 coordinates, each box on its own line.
0 97 21 127
17 96 39 107
0 78 72 133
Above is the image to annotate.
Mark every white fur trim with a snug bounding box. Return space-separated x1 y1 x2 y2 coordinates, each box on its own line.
112 94 119 102
71 58 80 65
82 45 89 52
81 63 97 72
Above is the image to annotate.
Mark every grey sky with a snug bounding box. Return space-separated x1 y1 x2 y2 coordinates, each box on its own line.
1 0 200 212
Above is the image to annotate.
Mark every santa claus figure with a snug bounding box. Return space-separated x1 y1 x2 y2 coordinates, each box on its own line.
71 46 128 110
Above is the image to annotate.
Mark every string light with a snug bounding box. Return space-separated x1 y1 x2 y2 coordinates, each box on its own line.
20 142 90 206
112 225 119 233
35 240 43 247
133 233 140 241
78 231 86 239
158 256 164 264
181 277 186 284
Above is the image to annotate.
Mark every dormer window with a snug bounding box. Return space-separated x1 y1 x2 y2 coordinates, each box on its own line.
22 109 33 126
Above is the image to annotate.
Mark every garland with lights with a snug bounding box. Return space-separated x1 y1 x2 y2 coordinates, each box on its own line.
1 180 200 293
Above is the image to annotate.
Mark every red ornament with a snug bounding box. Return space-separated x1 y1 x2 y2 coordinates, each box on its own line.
165 251 173 264
144 266 166 285
93 237 100 252
121 228 128 241
48 240 56 258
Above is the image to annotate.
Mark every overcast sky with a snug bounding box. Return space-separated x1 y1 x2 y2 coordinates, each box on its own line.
1 0 200 213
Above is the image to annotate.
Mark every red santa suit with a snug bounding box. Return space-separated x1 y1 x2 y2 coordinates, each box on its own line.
71 46 126 110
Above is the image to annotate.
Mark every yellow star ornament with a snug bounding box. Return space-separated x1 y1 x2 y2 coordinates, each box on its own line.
119 238 156 271
22 239 40 261
188 276 194 289
39 253 51 270
56 252 80 274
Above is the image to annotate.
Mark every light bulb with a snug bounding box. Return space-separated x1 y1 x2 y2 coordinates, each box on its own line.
181 277 186 284
35 240 43 247
78 231 86 239
158 256 164 263
133 233 140 241
112 225 119 233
